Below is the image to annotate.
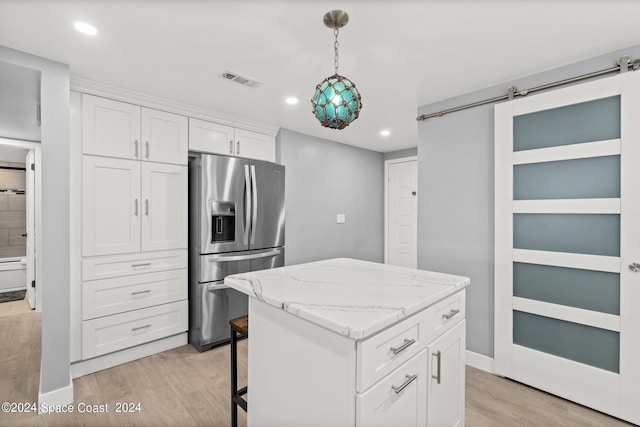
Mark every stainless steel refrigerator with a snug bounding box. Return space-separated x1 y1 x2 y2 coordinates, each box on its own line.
189 153 285 351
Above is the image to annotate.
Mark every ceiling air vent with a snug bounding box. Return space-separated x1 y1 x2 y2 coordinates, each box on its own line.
219 71 261 88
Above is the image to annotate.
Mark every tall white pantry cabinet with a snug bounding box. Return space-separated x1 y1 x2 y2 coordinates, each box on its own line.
71 93 189 374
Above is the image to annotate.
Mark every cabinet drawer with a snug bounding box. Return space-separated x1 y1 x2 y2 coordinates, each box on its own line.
356 349 428 427
82 269 187 320
82 249 187 281
82 300 188 359
357 290 466 392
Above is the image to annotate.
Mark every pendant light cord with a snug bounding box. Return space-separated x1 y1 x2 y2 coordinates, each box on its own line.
334 28 339 75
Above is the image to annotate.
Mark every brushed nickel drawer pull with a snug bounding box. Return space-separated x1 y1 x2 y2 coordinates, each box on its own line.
391 374 418 394
131 324 151 332
390 338 416 355
432 351 442 384
131 290 151 295
131 262 152 267
442 309 460 320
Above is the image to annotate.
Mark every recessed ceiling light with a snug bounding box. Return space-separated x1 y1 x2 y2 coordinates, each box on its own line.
285 97 299 105
380 130 391 137
74 21 97 36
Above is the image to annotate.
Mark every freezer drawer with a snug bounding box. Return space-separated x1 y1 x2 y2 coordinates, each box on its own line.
198 247 284 283
190 282 248 352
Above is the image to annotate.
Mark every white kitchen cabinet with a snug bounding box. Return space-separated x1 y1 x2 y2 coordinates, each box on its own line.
428 321 466 427
82 156 141 256
188 117 275 162
82 94 187 165
82 156 187 256
140 162 188 251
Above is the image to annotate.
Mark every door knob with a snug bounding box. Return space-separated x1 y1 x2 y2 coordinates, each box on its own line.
629 262 640 272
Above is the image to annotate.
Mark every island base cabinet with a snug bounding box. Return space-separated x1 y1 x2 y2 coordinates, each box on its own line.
247 298 357 427
356 349 428 427
428 320 466 427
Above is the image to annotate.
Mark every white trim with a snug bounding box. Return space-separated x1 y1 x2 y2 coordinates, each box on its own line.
383 156 418 266
71 333 187 379
513 198 620 214
513 139 620 165
70 77 280 137
510 345 620 419
513 249 620 273
619 68 640 425
511 75 621 115
465 350 495 373
38 372 73 414
513 297 620 332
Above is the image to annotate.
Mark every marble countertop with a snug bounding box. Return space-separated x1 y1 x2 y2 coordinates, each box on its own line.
224 258 469 340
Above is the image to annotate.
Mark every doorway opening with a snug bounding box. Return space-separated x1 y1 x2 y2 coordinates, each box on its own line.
0 137 41 317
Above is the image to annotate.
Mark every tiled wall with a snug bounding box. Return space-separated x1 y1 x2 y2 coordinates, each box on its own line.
0 162 26 258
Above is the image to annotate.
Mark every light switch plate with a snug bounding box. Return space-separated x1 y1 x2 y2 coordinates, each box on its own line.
336 214 346 224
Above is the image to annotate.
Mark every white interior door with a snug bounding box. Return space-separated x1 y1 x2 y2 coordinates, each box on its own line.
386 158 417 268
25 149 35 309
494 72 640 425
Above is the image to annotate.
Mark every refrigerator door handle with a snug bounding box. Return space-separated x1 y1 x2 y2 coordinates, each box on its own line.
244 164 251 245
250 164 258 245
206 282 229 291
205 249 281 263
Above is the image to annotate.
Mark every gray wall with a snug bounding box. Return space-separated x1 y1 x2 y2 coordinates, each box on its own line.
0 46 71 395
383 147 417 161
417 43 640 358
278 129 384 265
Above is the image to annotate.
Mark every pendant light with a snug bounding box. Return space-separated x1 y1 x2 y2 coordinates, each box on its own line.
311 10 363 130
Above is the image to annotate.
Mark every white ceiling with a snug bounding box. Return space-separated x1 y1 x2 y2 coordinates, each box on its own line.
1 1 640 153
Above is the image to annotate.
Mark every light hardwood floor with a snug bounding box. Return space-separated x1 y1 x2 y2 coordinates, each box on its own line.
0 311 634 426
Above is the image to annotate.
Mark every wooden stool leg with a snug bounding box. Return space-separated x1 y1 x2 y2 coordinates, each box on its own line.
231 327 238 427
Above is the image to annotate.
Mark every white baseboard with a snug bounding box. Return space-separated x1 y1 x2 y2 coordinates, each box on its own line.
466 350 495 373
38 372 74 414
71 333 188 379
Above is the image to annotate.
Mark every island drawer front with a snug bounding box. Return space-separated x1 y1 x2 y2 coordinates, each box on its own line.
82 269 188 320
356 349 428 427
82 300 188 359
82 249 188 281
357 290 466 392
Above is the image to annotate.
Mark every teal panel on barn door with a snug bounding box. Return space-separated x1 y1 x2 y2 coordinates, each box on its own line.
513 155 620 200
513 213 620 257
513 96 620 151
513 311 619 373
513 263 620 315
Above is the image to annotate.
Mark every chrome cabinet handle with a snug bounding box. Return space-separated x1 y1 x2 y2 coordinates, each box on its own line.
391 374 418 394
131 262 152 267
442 309 460 320
134 198 139 216
145 199 149 216
629 262 640 272
131 289 151 295
229 140 233 154
134 140 139 158
432 351 442 384
131 324 151 332
237 140 240 155
145 141 150 159
390 338 416 355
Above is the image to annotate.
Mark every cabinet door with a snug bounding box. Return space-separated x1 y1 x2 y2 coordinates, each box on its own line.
141 163 187 251
235 128 275 162
82 156 141 256
357 349 428 427
141 108 188 165
82 94 141 159
427 320 465 427
188 118 235 156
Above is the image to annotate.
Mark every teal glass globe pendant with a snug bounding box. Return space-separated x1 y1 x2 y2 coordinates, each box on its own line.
311 11 362 130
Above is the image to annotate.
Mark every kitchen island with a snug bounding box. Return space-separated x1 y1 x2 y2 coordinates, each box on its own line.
225 258 469 427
